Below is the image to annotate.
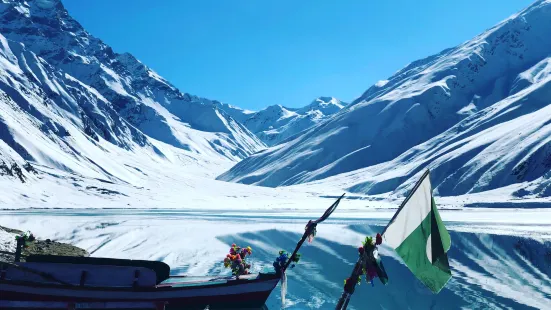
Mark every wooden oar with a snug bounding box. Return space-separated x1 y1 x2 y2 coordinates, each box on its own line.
282 193 345 272
277 193 345 306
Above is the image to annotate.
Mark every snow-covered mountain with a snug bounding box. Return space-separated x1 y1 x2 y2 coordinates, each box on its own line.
219 0 551 199
218 97 345 146
0 0 265 176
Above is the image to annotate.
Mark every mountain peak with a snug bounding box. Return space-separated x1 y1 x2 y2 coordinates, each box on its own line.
314 96 343 106
300 97 345 115
214 97 345 147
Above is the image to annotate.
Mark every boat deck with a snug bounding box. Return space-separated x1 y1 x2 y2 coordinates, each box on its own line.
157 274 260 288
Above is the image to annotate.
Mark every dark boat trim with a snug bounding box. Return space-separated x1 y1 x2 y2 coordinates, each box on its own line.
0 277 279 309
25 255 171 284
0 272 279 292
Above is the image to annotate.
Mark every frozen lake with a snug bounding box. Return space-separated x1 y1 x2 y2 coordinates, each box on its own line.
1 208 550 309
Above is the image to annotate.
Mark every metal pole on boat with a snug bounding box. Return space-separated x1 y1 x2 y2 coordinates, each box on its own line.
335 258 363 310
14 238 24 262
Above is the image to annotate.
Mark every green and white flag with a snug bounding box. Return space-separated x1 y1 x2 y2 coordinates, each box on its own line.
382 169 451 293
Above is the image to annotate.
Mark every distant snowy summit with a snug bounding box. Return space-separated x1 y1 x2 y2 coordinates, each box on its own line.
219 0 551 199
217 97 346 146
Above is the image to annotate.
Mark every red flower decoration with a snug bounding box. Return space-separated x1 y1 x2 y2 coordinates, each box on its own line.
376 233 383 245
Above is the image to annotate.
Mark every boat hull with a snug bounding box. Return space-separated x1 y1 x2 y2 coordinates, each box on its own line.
0 274 280 309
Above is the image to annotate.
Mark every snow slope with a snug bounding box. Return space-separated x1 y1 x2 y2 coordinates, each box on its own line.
0 0 264 164
0 225 17 259
218 0 551 200
0 31 172 183
218 97 345 146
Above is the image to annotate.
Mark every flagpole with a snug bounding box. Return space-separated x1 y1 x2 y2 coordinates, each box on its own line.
380 169 430 236
336 169 430 309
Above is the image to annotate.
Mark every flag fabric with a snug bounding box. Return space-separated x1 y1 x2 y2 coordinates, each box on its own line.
382 170 451 293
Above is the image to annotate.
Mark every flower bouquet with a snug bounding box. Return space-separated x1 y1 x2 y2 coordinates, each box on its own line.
223 244 253 277
273 250 301 275
344 233 388 290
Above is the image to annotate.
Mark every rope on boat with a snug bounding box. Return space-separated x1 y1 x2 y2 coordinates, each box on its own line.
280 271 287 306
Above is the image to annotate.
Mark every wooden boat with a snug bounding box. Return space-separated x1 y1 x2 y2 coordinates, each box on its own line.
0 195 345 309
0 255 278 309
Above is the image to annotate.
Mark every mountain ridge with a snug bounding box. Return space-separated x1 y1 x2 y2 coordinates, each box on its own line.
218 0 551 198
217 96 345 146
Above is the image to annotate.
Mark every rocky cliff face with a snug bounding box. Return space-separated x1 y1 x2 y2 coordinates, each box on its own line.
0 0 265 173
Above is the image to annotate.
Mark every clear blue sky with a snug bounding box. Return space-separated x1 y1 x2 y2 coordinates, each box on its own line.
62 0 533 110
